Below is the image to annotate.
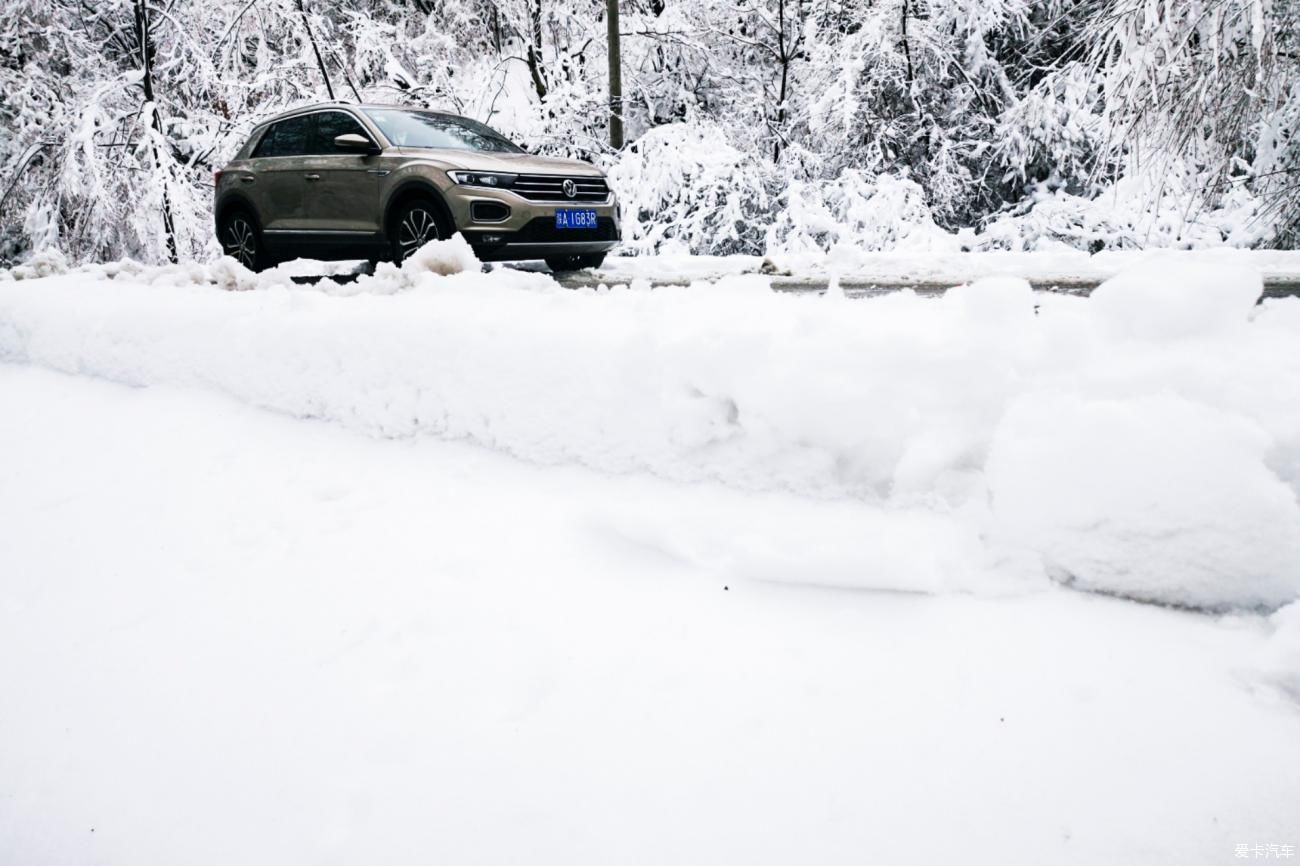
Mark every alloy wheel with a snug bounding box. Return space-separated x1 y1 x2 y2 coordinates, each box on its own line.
398 207 439 261
223 217 257 269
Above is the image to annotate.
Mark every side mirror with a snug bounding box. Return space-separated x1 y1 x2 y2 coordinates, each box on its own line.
335 133 380 155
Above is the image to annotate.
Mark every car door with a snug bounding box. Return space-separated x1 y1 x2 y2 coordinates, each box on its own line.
250 115 314 231
302 110 384 233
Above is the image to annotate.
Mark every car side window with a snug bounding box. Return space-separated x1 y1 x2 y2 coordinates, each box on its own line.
236 128 262 160
311 111 370 154
250 124 278 158
252 116 312 158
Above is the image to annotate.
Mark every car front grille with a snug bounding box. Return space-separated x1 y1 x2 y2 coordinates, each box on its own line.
511 174 611 202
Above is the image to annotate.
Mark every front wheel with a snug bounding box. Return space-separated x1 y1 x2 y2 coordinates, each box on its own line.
546 252 606 274
391 199 443 264
219 209 271 272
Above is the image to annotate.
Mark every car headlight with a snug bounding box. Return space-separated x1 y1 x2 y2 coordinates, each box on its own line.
448 171 517 188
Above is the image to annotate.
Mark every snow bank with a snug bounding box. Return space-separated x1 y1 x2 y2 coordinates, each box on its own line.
987 393 1300 610
1260 602 1300 701
2 248 1298 609
1088 260 1264 341
0 251 266 291
6 363 1300 866
0 247 70 281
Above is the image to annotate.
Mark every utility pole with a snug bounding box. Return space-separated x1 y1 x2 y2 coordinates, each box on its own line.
607 0 623 149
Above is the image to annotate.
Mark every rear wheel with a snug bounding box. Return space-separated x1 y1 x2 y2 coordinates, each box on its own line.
219 209 270 272
391 198 442 264
545 252 606 274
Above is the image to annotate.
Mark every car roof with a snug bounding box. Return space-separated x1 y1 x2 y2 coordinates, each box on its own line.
239 102 489 158
260 102 463 125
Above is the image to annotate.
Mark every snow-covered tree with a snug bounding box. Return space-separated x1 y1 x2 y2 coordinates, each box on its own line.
0 0 1296 263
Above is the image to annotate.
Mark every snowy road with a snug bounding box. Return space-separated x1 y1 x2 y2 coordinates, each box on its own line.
280 247 1300 299
545 248 1300 297
298 267 1300 299
550 270 1300 298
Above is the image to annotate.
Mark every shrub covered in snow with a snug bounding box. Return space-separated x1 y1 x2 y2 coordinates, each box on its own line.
765 172 960 262
606 121 774 257
973 171 1273 252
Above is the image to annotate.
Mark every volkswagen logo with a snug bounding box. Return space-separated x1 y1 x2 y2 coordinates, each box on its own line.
561 179 577 199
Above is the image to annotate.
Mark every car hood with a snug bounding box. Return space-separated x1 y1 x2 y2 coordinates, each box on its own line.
394 147 604 176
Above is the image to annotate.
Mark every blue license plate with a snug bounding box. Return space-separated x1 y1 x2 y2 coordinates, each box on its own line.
555 208 598 230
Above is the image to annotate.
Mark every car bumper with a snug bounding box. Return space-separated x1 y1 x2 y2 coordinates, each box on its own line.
459 216 621 263
465 239 620 262
446 186 621 262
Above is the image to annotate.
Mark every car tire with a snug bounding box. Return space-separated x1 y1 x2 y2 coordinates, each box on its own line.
391 198 443 264
219 208 272 272
546 252 606 274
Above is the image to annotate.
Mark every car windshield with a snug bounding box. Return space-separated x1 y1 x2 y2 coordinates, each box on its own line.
363 109 523 153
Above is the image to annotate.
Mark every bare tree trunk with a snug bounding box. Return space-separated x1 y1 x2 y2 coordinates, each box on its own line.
901 0 914 89
527 0 548 100
899 0 928 163
607 0 623 149
773 0 789 161
329 45 364 101
0 142 54 220
297 0 336 100
134 0 177 263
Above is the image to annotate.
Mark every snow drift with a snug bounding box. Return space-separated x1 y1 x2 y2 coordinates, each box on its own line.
1 246 1298 610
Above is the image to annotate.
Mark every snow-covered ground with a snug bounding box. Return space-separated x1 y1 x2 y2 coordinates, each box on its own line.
2 243 1299 864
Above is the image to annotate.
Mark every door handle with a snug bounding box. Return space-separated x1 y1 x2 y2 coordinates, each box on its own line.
304 173 321 181
239 175 255 183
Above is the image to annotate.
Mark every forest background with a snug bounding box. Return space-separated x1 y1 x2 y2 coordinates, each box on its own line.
1 0 1297 265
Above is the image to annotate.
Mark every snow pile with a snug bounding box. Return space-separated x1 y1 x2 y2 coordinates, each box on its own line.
591 485 1005 597
206 257 262 292
1 257 1298 610
332 235 491 294
397 233 481 276
0 247 69 281
1087 260 1264 341
1260 603 1300 701
988 393 1300 610
0 252 266 291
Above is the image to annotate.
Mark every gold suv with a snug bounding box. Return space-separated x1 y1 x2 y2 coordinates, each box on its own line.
214 103 620 273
